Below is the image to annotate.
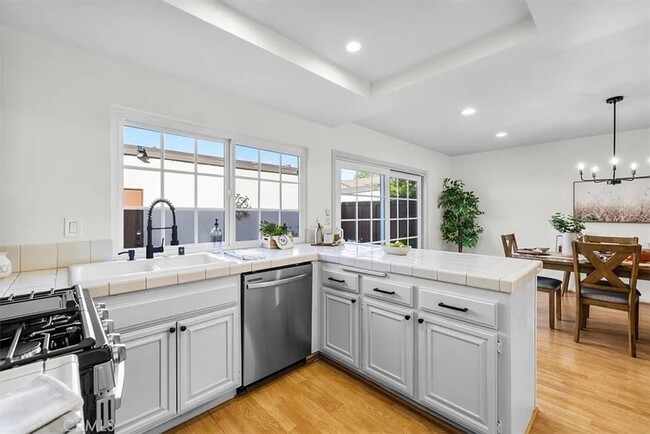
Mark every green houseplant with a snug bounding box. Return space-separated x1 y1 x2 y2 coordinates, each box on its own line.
549 213 585 256
259 220 292 249
438 178 484 253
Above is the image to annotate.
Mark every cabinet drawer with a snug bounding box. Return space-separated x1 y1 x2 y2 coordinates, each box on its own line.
362 277 413 307
419 287 498 329
321 268 359 293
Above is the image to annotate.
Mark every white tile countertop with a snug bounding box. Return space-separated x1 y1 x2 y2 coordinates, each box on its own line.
0 244 542 298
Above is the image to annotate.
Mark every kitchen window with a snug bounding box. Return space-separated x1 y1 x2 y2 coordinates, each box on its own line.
335 159 423 248
115 111 305 250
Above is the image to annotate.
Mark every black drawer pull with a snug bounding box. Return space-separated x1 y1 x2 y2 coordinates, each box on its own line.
404 315 411 321
373 288 396 295
169 327 176 334
417 318 424 324
328 277 346 283
438 302 469 313
180 325 187 332
351 299 356 304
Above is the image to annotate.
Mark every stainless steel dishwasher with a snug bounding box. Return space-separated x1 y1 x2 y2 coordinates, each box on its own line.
242 263 312 387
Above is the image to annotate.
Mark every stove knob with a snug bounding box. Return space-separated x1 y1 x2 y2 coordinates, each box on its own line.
107 333 122 346
112 344 127 364
102 319 115 334
97 308 109 320
95 302 106 310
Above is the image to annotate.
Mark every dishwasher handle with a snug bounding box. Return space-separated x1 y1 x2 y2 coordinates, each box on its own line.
246 273 310 289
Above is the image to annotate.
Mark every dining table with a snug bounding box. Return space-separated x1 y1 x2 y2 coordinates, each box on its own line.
512 250 650 295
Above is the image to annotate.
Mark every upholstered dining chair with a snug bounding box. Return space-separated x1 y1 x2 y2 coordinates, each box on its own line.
572 241 641 357
501 233 562 329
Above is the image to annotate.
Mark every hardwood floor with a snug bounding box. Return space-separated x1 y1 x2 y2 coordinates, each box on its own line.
169 294 650 434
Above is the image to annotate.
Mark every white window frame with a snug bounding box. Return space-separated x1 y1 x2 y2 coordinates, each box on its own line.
333 153 426 248
111 106 306 255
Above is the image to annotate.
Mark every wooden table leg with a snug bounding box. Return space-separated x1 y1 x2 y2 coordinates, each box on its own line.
562 271 571 296
556 289 562 321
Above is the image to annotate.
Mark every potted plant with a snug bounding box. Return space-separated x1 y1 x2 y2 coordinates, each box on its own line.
549 212 585 256
438 178 484 253
259 220 293 249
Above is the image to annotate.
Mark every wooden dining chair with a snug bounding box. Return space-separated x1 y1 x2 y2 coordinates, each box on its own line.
583 235 639 244
501 233 562 329
572 241 642 357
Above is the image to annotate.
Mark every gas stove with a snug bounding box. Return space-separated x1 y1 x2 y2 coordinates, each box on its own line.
0 285 125 432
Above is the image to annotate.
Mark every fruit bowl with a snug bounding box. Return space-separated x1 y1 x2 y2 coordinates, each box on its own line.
382 245 412 256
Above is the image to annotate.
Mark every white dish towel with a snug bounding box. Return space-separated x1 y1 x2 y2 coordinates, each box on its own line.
0 374 84 434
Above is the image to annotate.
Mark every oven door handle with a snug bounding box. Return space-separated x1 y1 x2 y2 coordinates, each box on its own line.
113 344 126 409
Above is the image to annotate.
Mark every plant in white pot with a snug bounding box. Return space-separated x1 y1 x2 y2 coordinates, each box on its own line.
259 220 294 249
549 213 585 256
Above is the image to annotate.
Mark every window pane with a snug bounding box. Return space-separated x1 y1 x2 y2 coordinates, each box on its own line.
390 199 397 217
390 220 398 240
372 198 383 220
389 178 398 198
408 180 418 199
409 219 418 238
236 145 258 178
163 209 194 245
282 154 300 182
408 238 418 248
236 178 259 208
164 133 194 172
358 221 371 243
281 211 299 237
281 183 299 210
123 209 145 248
409 200 418 218
398 179 408 198
358 200 371 219
260 181 280 208
197 176 224 208
164 172 195 207
341 201 356 220
372 220 382 242
197 140 225 175
124 169 160 206
260 150 280 181
236 210 260 241
198 210 225 243
341 221 356 243
261 211 279 225
123 126 161 169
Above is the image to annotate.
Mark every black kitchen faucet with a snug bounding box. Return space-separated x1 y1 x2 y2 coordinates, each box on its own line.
146 198 179 259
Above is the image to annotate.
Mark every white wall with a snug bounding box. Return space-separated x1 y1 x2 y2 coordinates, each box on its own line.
0 26 451 248
451 128 650 299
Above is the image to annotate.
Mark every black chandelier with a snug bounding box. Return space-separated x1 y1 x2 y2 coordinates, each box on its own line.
578 96 639 185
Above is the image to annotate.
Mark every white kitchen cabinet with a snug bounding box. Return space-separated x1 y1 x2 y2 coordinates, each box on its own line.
362 299 414 396
322 289 359 368
178 306 239 412
116 322 177 434
417 314 498 434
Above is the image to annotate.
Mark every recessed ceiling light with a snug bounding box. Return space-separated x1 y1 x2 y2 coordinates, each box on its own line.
461 107 476 116
495 132 508 138
346 41 362 53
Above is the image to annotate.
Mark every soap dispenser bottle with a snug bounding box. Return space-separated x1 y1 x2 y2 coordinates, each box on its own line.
210 219 223 252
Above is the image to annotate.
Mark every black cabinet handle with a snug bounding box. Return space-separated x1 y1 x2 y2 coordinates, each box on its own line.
351 299 356 304
373 288 396 295
169 327 176 334
180 325 187 332
405 315 411 321
417 318 424 324
438 302 469 313
328 277 346 283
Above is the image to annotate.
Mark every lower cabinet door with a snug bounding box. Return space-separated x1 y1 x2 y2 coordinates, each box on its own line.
362 300 414 396
178 306 240 412
116 322 177 434
417 314 498 434
322 289 359 368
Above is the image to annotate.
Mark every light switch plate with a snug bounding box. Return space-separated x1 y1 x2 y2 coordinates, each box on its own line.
64 217 82 238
